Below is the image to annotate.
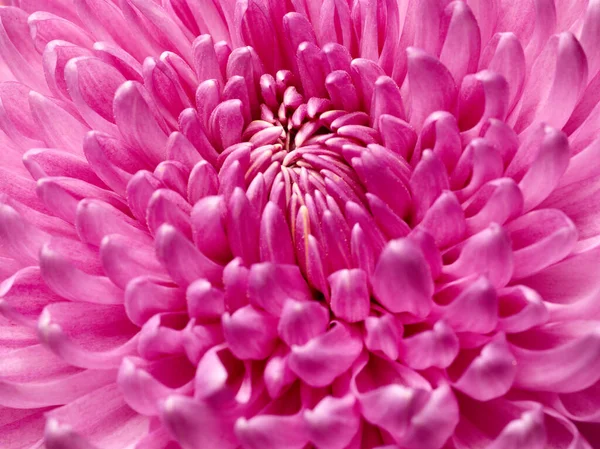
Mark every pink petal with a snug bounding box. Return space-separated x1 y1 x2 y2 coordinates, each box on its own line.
125 276 183 329
155 224 223 288
64 56 124 134
304 395 361 449
288 322 363 387
277 299 329 346
190 195 231 264
222 304 278 360
508 209 577 279
439 1 481 85
452 334 517 401
364 314 403 360
248 262 312 316
444 224 513 288
400 320 459 369
235 414 308 449
186 279 225 320
328 268 370 323
442 275 498 333
161 395 237 449
372 238 434 316
113 81 169 166
406 47 457 130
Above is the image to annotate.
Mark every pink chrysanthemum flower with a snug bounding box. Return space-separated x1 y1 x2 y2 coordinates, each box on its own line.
2 0 600 447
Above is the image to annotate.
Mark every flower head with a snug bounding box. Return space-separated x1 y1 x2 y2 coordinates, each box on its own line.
1 0 600 448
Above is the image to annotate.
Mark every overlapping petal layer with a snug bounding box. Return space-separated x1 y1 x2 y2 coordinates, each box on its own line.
0 0 600 448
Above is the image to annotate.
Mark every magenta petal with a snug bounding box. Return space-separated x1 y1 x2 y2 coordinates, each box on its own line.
364 314 402 361
209 99 245 150
248 262 312 316
235 414 308 449
226 187 260 264
161 395 237 449
442 276 498 334
328 269 370 323
40 243 123 305
222 304 278 360
288 322 363 387
304 395 360 449
508 209 577 279
155 224 223 287
486 408 546 449
406 47 457 129
372 238 434 317
125 276 184 326
190 195 231 264
518 126 569 212
400 320 459 369
401 384 459 449
278 299 329 346
259 201 295 264
186 279 225 320
512 326 600 393
453 334 517 401
444 224 513 288
359 384 429 445
64 56 124 134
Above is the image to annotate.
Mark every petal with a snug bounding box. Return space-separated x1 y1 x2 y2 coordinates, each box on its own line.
113 81 169 166
39 244 123 305
406 48 457 130
190 195 231 264
439 1 481 85
444 224 513 288
155 224 223 287
452 335 517 401
400 320 459 369
278 299 329 346
289 322 363 387
517 126 569 212
512 324 600 393
442 275 498 333
161 395 237 449
328 269 370 323
64 56 124 134
372 238 434 317
38 302 138 369
125 276 184 326
507 209 577 279
235 414 308 449
186 279 225 321
248 262 312 316
364 314 402 361
222 305 278 360
304 395 360 449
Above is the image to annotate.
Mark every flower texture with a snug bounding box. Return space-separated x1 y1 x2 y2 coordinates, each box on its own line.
1 0 600 448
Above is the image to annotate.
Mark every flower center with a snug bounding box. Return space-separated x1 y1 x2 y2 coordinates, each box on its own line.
233 70 412 287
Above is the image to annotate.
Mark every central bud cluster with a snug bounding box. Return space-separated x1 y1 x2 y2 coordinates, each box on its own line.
224 68 415 294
